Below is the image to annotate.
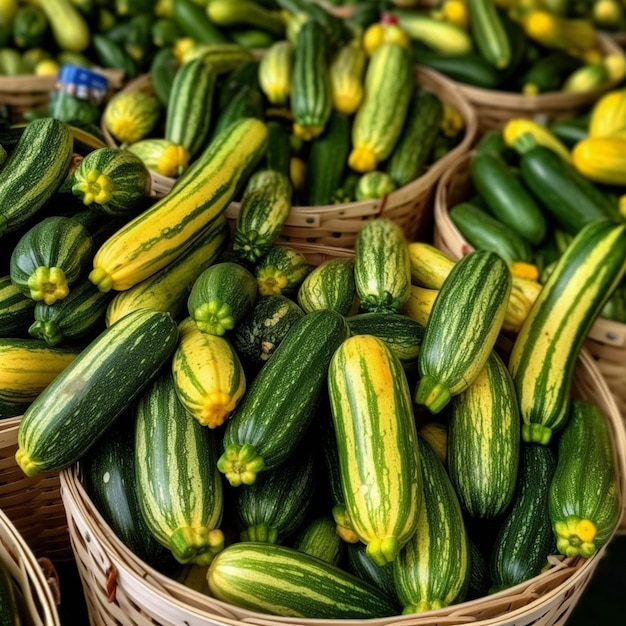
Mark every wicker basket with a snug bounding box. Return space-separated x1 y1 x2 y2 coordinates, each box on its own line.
0 417 73 562
432 151 626 433
0 507 61 626
59 347 626 626
0 68 126 125
101 66 478 247
423 34 625 136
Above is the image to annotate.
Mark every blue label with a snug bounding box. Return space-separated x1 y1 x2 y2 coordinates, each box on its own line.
56 65 109 103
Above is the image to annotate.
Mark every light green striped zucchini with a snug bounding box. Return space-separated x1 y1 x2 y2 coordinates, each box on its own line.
135 369 225 566
0 274 36 337
328 334 422 566
466 0 511 69
258 39 293 105
296 257 356 316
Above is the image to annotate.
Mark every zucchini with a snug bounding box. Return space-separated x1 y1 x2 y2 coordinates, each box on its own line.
470 150 547 246
104 216 229 326
329 39 367 116
549 400 621 559
258 40 293 105
15 308 178 477
508 220 626 445
348 42 413 173
490 442 557 592
519 50 584 95
0 274 36 337
84 416 173 568
254 245 311 297
207 542 400 619
328 334 422 566
102 88 161 146
231 294 305 366
447 350 521 519
206 0 285 37
37 0 90 52
234 448 317 543
353 218 411 313
28 279 112 347
0 338 81 405
89 117 268 293
232 169 293 265
466 0 511 69
10 215 94 305
171 0 230 44
218 309 349 485
0 118 73 236
414 250 512 414
187 261 258 336
515 134 621 235
290 18 333 141
149 45 179 107
296 257 357 316
393 436 470 613
355 171 396 200
345 541 397 600
292 515 344 566
171 317 246 429
135 370 225 566
125 138 190 180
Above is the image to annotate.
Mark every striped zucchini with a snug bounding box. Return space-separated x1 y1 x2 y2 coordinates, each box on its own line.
105 215 229 326
258 39 293 106
125 138 191 179
393 436 470 613
348 43 413 173
415 250 512 414
549 400 621 559
187 261 258 336
218 309 349 486
135 369 225 566
0 338 82 405
254 245 311 297
10 215 94 305
293 515 344 566
207 542 400 619
15 309 178 477
346 541 397 600
401 285 438 328
0 118 73 235
354 218 411 313
89 117 268 292
232 169 293 265
290 18 333 141
328 334 422 566
509 220 626 445
0 274 36 337
296 257 356 316
329 39 367 116
234 448 317 544
447 350 521 519
466 0 511 69
28 279 112 347
165 55 217 159
171 317 246 429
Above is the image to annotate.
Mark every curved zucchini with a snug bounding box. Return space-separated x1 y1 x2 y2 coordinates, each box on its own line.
296 257 356 316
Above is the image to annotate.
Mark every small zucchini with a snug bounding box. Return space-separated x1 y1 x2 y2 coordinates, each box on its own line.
296 257 357 316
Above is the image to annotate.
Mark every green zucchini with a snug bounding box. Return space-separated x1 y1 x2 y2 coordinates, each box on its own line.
10 215 94 305
519 51 584 95
207 542 400 619
218 308 349 485
296 257 356 316
414 249 512 414
231 294 305 366
470 150 547 246
355 171 396 200
254 245 311 297
12 4 48 49
258 39 293 106
232 169 293 265
508 220 626 445
549 399 621 559
171 317 247 429
292 515 344 566
28 279 112 347
490 442 557 591
346 312 424 371
71 147 150 217
206 0 285 37
15 308 178 477
393 435 470 613
387 89 444 188
0 118 73 236
149 45 179 107
234 448 317 543
447 350 521 519
105 216 228 326
134 370 225 566
91 33 139 79
466 0 511 69
0 274 36 337
187 261 258 336
345 541 397 600
328 334 422 566
84 416 173 568
353 218 411 313
264 120 291 178
89 117 268 293
172 0 231 44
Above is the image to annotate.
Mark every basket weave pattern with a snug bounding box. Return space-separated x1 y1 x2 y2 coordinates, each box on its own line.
59 348 626 626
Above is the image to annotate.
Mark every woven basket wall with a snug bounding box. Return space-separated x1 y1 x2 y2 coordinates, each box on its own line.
0 507 61 626
59 347 626 626
101 66 478 248
0 68 125 125
0 417 73 563
433 151 626 448
423 34 625 136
